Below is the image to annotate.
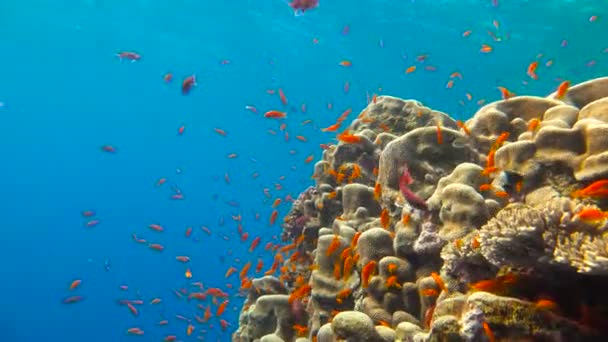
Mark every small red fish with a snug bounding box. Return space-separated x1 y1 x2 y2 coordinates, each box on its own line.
116 51 141 62
101 145 117 153
85 220 100 228
62 296 84 304
181 75 197 95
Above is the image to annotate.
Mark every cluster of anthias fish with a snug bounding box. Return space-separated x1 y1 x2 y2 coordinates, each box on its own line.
59 0 608 341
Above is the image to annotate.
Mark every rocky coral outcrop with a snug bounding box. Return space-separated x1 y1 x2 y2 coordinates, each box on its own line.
233 77 608 342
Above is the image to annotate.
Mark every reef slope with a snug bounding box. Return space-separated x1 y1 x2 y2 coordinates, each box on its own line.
233 77 608 342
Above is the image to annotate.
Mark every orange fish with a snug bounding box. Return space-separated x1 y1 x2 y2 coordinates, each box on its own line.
163 73 173 83
264 110 287 119
535 298 558 311
69 279 82 290
575 208 608 222
343 256 354 280
255 259 264 273
240 262 251 279
479 184 492 192
380 208 390 228
335 288 352 304
293 324 308 337
351 231 362 249
269 210 278 226
288 284 312 304
483 321 495 342
361 260 377 288
555 80 570 99
405 65 416 73
339 60 352 67
527 61 539 80
216 300 229 316
528 118 540 131
497 86 515 100
494 191 509 198
480 44 493 53
278 88 288 105
322 122 342 132
186 324 195 336
374 183 382 201
386 275 401 289
185 268 192 279
436 122 443 144
402 213 410 225
421 288 439 297
456 120 471 135
430 272 448 293
326 235 341 256
462 30 472 37
225 267 237 278
469 273 517 294
304 154 314 164
571 179 608 198
337 129 361 144
450 72 463 79
249 237 261 252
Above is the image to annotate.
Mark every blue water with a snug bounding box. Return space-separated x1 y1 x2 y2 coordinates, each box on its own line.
0 0 606 341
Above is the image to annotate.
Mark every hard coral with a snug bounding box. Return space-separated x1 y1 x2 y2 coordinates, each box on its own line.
235 77 608 342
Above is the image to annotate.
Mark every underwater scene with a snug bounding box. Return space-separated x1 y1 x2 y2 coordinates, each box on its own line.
2 0 608 341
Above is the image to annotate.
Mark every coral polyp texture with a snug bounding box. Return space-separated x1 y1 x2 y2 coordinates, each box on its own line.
232 77 608 342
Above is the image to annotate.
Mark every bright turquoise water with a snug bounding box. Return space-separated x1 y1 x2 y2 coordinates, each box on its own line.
0 0 606 341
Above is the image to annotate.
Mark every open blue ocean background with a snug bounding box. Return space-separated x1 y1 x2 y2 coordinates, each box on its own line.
0 0 606 341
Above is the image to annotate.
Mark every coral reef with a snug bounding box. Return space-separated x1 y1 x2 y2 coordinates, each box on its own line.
233 77 608 341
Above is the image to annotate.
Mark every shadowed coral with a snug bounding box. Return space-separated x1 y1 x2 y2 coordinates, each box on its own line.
331 311 383 341
356 228 395 266
342 183 382 218
492 101 608 181
427 163 492 239
377 126 479 201
234 294 295 341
